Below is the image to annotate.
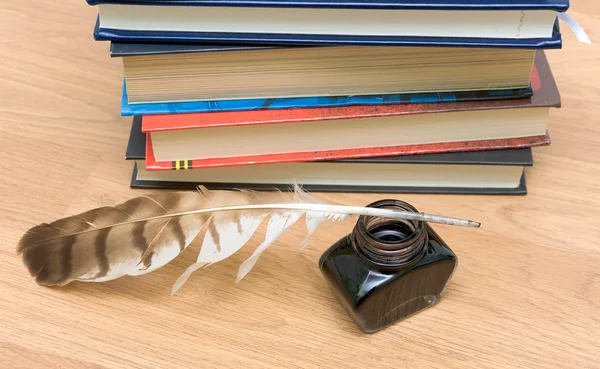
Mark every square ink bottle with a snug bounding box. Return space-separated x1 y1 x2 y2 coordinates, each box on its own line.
318 199 457 333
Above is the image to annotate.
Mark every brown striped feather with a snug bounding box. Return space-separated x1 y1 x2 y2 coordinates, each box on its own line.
17 191 210 286
16 187 292 287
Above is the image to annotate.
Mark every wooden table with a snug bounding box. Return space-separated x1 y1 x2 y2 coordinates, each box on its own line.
1 1 599 368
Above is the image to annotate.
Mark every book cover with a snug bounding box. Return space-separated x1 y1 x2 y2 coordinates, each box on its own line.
110 41 278 57
95 16 564 48
122 81 533 117
127 116 535 167
146 130 550 170
142 50 558 132
129 162 529 195
87 1 569 11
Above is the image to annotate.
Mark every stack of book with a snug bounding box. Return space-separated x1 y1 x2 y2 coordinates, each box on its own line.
86 0 567 195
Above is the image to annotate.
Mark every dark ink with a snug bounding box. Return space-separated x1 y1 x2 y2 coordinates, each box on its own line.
319 199 457 333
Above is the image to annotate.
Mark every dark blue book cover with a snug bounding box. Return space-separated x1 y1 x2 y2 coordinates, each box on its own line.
87 0 569 11
96 23 563 48
90 0 567 47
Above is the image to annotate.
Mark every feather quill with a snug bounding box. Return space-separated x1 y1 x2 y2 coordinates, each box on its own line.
17 185 480 290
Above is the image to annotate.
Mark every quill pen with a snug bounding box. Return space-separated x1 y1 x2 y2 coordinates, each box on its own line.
17 185 479 291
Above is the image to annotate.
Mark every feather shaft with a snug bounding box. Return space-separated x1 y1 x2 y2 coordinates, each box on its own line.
146 204 479 228
157 204 479 227
25 204 479 244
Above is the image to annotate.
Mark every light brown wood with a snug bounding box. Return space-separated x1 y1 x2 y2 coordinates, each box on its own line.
1 1 599 368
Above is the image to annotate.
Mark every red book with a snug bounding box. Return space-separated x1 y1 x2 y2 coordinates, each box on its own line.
142 51 559 171
144 133 549 171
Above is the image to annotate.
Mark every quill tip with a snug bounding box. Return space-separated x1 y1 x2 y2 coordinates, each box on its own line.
462 220 481 228
420 213 481 228
454 219 481 228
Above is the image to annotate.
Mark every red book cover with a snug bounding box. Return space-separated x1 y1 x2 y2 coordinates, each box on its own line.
141 51 559 133
144 132 550 171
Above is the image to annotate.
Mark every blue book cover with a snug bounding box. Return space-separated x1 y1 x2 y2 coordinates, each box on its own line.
90 1 567 47
97 24 563 49
120 80 533 116
87 0 568 11
110 41 275 57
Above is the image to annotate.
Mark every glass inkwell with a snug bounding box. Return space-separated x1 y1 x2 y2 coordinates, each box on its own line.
319 199 458 333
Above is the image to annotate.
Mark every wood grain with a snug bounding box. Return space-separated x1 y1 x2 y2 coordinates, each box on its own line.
1 1 599 368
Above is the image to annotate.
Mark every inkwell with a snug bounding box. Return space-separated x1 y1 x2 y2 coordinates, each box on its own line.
319 199 462 333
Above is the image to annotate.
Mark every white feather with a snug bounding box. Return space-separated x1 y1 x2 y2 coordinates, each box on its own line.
236 210 304 283
198 213 268 263
137 243 183 275
171 211 268 292
171 262 208 293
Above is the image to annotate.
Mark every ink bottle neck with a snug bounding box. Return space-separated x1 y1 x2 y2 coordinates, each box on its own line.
350 199 429 272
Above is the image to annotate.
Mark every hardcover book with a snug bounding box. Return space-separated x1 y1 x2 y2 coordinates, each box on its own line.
140 50 558 167
113 42 539 105
126 118 533 195
120 81 533 116
88 0 567 47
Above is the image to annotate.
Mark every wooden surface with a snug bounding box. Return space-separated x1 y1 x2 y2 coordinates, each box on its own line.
1 1 599 368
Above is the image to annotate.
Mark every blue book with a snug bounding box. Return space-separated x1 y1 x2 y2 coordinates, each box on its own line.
88 0 568 47
120 80 533 116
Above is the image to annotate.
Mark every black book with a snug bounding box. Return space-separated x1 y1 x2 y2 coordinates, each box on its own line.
126 117 531 195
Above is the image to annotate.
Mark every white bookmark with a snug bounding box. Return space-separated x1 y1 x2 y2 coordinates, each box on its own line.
558 12 592 44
